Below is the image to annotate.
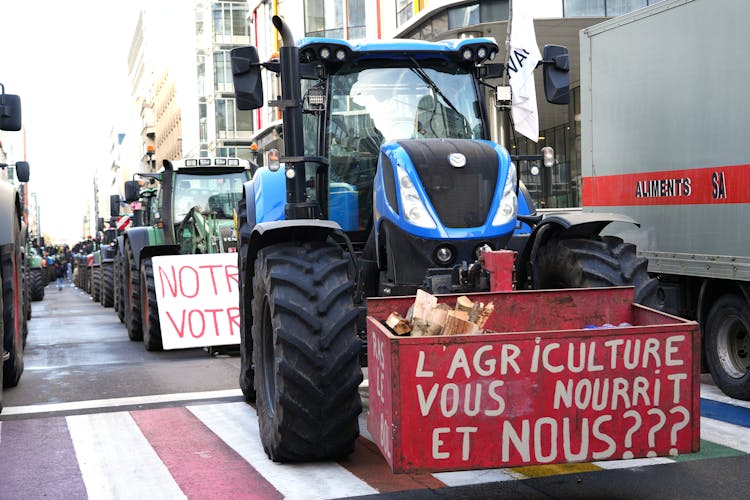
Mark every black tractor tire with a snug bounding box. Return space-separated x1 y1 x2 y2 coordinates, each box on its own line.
252 241 363 462
86 266 93 295
533 235 660 307
115 253 125 323
23 260 31 322
124 240 142 341
101 263 114 308
30 268 45 301
140 258 163 351
705 294 750 400
2 236 26 388
236 198 255 403
92 266 101 302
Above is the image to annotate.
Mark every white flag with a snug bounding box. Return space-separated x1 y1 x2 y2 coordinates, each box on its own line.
508 1 542 142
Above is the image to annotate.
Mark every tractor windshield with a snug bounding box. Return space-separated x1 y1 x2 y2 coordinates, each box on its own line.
324 59 483 234
174 172 247 219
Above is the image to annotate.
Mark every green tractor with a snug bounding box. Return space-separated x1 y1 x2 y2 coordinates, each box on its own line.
25 242 45 302
117 158 251 350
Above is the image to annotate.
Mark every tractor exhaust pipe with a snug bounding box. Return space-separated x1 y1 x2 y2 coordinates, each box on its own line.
271 16 308 216
272 15 295 48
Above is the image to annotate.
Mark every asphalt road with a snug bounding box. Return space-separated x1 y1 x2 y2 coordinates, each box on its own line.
2 279 750 499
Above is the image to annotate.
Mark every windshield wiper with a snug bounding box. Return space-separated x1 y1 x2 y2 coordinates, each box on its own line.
407 56 465 123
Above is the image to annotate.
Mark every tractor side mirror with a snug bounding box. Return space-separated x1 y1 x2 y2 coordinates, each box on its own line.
231 46 264 110
0 93 22 131
542 45 570 105
124 181 140 203
110 194 121 217
15 161 30 182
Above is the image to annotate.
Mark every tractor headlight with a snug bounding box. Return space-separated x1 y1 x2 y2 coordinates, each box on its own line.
492 162 517 226
397 165 436 229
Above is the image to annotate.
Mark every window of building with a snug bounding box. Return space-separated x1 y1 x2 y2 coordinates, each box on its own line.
563 0 653 17
304 0 344 38
348 0 366 39
212 1 249 42
216 97 253 139
214 50 233 93
199 103 208 145
448 3 479 30
304 0 367 39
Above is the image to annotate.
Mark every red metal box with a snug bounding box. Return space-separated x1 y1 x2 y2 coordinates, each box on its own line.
366 287 700 473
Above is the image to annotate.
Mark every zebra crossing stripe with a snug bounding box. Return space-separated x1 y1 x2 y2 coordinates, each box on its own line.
0 417 88 498
699 417 750 453
131 407 282 499
700 384 750 409
188 402 379 499
67 412 186 499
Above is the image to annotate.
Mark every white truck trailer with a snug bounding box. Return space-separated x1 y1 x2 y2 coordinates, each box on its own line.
580 0 750 399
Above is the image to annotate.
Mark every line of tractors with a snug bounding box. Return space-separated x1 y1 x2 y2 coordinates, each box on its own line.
66 16 665 464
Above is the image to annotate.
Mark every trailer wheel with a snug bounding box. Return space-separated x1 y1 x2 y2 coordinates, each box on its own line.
124 240 142 341
705 294 750 400
534 236 659 307
2 234 25 388
140 258 163 351
30 268 45 301
236 198 255 403
101 263 114 308
252 241 362 462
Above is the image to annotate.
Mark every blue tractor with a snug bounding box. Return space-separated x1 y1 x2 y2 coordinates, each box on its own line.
231 17 655 462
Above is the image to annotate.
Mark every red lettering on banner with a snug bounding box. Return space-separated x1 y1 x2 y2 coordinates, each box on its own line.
179 266 200 298
166 310 186 338
205 308 222 336
225 264 239 292
188 310 205 338
199 265 222 294
159 266 179 298
227 307 240 335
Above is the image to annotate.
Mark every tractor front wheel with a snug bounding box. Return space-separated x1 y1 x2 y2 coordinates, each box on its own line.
252 241 362 462
124 240 142 341
30 268 45 301
237 198 255 403
140 258 163 351
533 235 660 307
101 263 114 308
2 234 25 388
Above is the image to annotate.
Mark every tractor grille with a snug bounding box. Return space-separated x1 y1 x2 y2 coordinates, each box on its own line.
398 139 499 228
219 226 238 251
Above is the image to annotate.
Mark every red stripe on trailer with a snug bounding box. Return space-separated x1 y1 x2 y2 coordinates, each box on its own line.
131 407 282 499
582 163 750 206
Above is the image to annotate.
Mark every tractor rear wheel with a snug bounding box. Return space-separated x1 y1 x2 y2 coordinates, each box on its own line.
115 253 125 323
534 235 659 307
30 268 45 301
2 233 25 388
101 263 114 307
705 294 750 401
92 266 101 302
124 240 142 341
140 258 163 351
236 198 255 403
252 241 362 462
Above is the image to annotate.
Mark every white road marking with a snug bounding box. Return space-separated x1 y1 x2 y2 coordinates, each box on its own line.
0 389 243 416
67 411 186 500
188 402 378 500
700 384 750 409
700 416 750 453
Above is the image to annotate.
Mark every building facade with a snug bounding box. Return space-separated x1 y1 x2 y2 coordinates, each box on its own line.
246 0 663 210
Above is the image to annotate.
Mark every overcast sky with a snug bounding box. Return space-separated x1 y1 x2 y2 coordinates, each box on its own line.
1 0 145 244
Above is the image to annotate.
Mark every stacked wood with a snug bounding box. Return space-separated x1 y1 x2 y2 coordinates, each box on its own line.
382 290 495 337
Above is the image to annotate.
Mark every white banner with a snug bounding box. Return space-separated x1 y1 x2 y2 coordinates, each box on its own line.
152 253 240 350
508 0 542 142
